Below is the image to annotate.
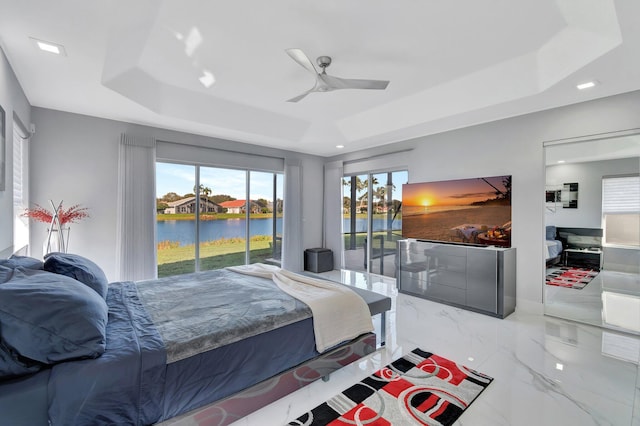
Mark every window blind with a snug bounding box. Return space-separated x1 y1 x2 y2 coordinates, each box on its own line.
602 175 640 214
12 126 24 211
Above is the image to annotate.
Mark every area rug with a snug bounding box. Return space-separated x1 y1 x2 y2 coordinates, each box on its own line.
545 267 599 290
288 348 493 426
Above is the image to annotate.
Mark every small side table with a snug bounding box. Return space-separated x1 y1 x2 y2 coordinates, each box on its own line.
564 248 602 270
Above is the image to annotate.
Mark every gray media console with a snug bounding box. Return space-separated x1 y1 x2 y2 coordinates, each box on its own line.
396 239 516 318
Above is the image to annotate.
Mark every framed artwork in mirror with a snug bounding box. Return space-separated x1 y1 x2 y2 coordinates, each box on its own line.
0 105 5 191
562 182 578 208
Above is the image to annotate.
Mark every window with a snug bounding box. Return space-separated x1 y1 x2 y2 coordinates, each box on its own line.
13 122 29 253
602 175 640 247
156 162 284 277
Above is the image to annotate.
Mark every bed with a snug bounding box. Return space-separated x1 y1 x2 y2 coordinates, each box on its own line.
545 225 563 264
0 254 391 426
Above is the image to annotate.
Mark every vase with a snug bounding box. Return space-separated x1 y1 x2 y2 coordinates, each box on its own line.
44 227 70 254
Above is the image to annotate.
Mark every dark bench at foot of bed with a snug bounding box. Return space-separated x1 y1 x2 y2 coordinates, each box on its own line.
345 285 391 346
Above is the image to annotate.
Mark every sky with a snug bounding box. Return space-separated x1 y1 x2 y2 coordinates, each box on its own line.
156 162 280 200
402 175 509 207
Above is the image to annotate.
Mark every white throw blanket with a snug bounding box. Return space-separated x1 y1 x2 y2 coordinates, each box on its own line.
228 264 374 353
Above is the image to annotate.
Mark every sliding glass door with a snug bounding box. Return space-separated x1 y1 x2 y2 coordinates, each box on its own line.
342 174 368 273
156 162 284 277
249 171 284 264
342 170 407 277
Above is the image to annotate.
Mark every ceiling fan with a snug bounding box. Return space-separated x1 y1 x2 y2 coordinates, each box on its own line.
285 48 390 102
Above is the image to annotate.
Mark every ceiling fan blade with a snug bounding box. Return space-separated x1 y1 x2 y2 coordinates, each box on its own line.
286 88 317 103
286 92 309 103
285 48 317 74
325 75 390 90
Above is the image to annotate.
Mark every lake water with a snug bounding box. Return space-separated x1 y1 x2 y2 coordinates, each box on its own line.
157 217 402 245
157 218 283 245
344 218 402 233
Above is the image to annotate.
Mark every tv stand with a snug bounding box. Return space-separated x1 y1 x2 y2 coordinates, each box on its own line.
397 239 516 318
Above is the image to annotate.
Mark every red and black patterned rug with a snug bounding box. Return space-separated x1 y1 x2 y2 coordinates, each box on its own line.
288 348 493 426
545 267 599 290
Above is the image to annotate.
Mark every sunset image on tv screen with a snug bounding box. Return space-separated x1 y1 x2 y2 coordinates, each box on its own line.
402 175 512 247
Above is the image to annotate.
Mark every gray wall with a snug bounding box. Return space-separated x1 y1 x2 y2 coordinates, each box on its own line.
30 108 324 281
329 90 640 311
0 48 31 254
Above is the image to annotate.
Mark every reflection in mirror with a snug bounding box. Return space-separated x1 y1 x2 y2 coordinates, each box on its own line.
543 130 640 335
561 182 578 208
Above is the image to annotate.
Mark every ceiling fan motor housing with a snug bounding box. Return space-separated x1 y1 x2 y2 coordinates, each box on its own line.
316 56 332 69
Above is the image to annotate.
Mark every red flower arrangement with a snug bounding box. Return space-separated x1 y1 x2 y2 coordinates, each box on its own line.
22 202 90 225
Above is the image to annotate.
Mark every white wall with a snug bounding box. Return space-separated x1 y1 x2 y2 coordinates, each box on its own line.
0 48 31 253
329 90 640 312
30 108 324 281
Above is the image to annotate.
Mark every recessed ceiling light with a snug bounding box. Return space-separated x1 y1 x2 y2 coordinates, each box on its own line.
557 160 566 164
467 356 474 362
555 363 564 371
336 145 345 149
30 37 66 56
199 70 215 88
576 81 597 90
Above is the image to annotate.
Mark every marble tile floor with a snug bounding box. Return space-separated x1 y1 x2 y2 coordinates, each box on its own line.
545 269 640 335
231 269 640 426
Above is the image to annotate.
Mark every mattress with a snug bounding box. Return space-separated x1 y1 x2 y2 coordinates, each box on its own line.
162 317 318 420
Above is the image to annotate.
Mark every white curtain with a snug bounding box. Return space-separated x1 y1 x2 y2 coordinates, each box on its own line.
323 160 344 269
116 134 157 281
282 161 302 272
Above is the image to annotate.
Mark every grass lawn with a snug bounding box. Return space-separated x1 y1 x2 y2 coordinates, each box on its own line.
343 230 403 251
157 236 275 277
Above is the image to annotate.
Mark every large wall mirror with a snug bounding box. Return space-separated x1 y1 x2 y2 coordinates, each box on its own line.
543 130 640 335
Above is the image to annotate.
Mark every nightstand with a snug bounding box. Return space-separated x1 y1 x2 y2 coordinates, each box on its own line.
564 248 602 270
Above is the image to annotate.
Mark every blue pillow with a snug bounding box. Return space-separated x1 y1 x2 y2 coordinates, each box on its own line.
0 255 44 270
0 269 108 365
545 226 556 240
0 265 14 284
0 339 43 379
44 253 108 299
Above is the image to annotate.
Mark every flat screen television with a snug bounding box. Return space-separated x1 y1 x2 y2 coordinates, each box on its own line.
402 175 512 247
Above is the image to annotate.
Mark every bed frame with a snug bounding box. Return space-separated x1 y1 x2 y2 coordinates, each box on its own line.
159 333 377 425
160 284 391 425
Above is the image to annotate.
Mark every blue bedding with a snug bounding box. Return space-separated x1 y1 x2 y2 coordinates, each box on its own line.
135 269 312 363
48 281 166 425
46 275 321 425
